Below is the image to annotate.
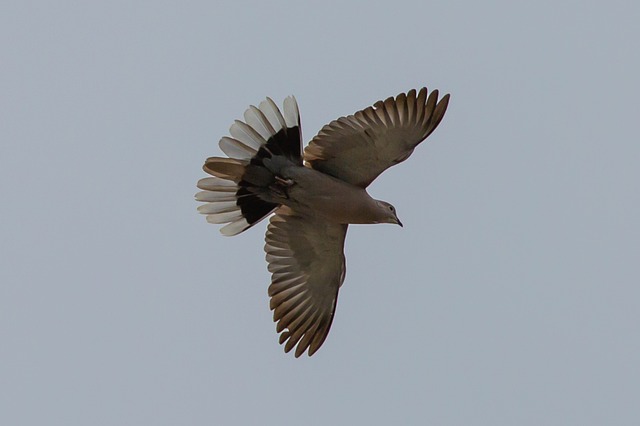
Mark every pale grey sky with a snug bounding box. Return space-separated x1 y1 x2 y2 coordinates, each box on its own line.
1 1 639 425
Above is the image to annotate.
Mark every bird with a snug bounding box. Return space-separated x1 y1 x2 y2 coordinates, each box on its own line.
196 87 450 357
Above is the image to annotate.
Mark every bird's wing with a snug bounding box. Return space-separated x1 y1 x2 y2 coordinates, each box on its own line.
265 207 347 357
304 88 450 188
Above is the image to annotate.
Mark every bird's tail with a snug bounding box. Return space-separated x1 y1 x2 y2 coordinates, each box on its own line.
196 96 302 236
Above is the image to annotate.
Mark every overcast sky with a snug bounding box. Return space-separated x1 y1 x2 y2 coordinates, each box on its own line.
2 1 639 425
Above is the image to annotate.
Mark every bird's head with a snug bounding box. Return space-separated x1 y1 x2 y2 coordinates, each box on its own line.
374 200 403 227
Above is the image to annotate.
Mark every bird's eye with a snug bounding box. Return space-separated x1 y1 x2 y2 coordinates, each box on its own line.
389 206 394 211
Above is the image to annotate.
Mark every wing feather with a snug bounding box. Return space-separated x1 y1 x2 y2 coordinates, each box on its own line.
264 209 347 357
304 87 450 187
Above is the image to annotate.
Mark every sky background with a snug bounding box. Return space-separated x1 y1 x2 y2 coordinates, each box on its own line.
2 1 639 425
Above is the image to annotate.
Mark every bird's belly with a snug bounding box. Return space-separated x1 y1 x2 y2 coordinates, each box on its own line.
280 166 374 224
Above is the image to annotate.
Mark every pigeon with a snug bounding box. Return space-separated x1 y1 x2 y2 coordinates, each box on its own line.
196 87 450 357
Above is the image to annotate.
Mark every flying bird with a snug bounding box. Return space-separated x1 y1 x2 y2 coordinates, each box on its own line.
196 87 450 357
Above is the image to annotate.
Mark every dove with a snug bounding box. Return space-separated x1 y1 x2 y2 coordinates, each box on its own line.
197 87 449 357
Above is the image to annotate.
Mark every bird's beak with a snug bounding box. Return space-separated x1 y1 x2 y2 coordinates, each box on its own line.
396 216 403 227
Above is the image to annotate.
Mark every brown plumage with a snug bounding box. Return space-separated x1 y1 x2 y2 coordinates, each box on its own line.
197 88 450 357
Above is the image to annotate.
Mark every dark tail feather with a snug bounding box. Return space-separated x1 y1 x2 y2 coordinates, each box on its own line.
196 96 302 236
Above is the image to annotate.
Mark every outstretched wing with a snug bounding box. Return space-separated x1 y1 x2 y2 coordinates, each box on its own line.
265 207 347 357
304 88 450 188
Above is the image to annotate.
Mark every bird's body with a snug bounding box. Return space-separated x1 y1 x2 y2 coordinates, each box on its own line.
197 87 449 357
270 166 393 225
